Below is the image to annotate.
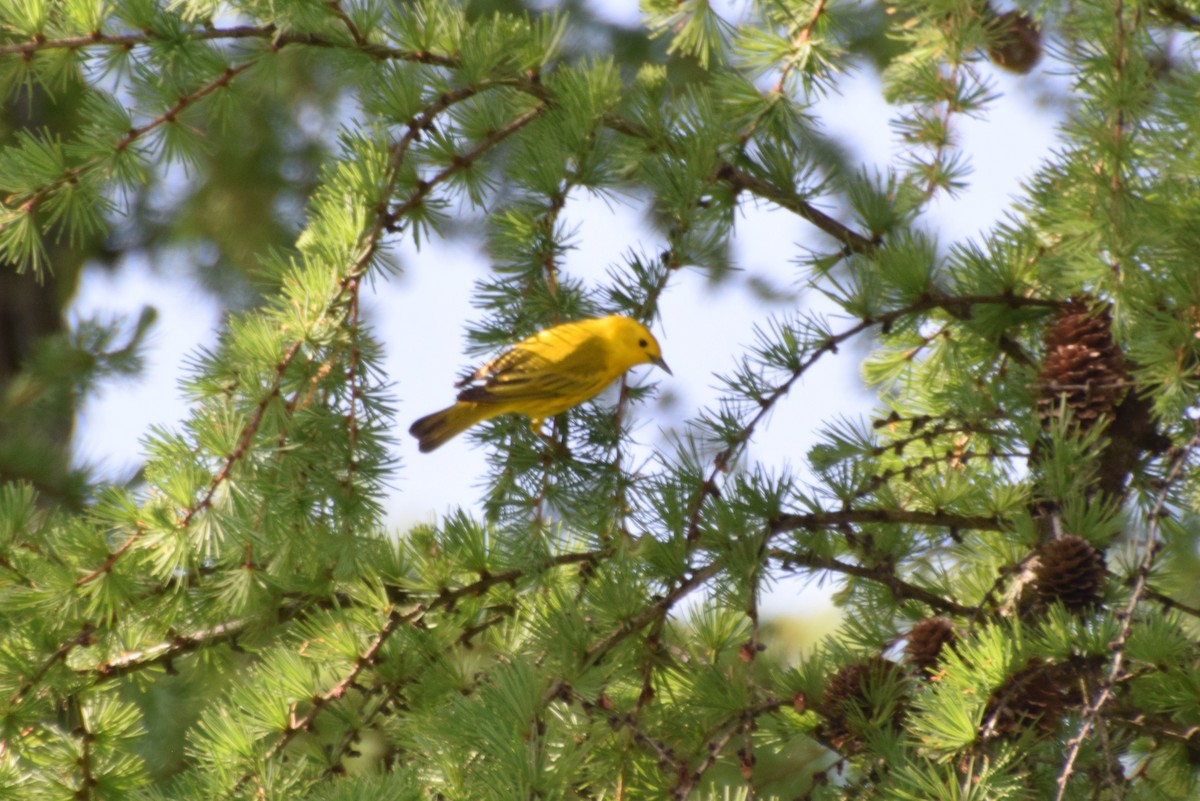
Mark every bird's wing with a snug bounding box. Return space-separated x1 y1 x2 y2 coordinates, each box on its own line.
457 334 608 405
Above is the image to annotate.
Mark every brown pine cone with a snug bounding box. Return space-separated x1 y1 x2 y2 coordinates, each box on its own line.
1038 298 1127 432
905 618 957 676
986 9 1042 74
983 657 1072 737
820 658 905 750
1034 535 1106 611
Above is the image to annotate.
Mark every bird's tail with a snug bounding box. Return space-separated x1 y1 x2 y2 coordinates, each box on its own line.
409 402 488 452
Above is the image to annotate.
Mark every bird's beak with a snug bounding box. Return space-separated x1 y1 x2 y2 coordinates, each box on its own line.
650 355 672 375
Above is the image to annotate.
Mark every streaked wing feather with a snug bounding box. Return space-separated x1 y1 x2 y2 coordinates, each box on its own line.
457 371 588 404
457 334 608 405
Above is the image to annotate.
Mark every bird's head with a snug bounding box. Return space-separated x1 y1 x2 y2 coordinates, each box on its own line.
607 315 671 375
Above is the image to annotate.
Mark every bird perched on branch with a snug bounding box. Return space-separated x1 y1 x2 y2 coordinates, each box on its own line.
409 315 670 452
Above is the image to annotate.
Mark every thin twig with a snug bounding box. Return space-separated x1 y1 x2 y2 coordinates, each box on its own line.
0 26 457 65
1053 430 1199 801
671 698 786 799
772 0 827 93
12 62 253 216
718 166 877 254
767 547 974 616
384 103 548 229
8 624 95 703
770 508 1003 534
1137 581 1200 618
232 549 601 791
694 292 1057 527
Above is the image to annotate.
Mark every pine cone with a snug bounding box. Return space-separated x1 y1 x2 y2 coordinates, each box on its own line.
983 658 1071 737
905 618 957 675
1035 535 1106 610
1038 298 1127 432
820 658 904 750
986 9 1042 74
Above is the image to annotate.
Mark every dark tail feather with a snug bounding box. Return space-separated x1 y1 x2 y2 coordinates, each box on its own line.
409 404 479 452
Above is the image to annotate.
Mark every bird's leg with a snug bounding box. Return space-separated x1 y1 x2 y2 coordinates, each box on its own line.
531 417 571 459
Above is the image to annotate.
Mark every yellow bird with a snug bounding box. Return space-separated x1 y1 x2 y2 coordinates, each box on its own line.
409 315 670 453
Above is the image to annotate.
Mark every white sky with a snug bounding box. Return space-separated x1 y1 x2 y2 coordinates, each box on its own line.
68 8 1067 621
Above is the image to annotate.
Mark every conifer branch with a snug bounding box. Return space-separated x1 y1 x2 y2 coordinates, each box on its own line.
8 61 254 220
48 78 505 671
322 0 368 46
634 618 665 714
384 103 548 230
1111 711 1200 744
610 376 634 535
738 605 765 794
717 166 877 254
688 292 1057 538
530 180 571 523
867 418 1011 458
285 609 404 745
455 606 517 646
770 508 1004 534
849 448 1027 503
0 26 457 65
231 549 600 789
72 522 146 586
1 27 464 259
540 188 567 308
772 0 827 94
613 261 676 534
321 692 390 777
577 505 986 684
76 593 516 694
566 687 785 798
1150 0 1200 28
189 345 305 527
567 687 689 778
5 3 1198 797
342 277 363 527
579 561 723 672
672 698 786 799
74 339 304 586
234 606 411 794
601 108 877 257
8 623 95 704
493 288 1057 792
969 552 1039 624
1137 581 1200 619
767 547 973 615
88 619 247 681
1104 1 1132 262
649 293 1057 709
915 62 966 200
850 449 1023 506
1053 429 1200 801
77 723 97 801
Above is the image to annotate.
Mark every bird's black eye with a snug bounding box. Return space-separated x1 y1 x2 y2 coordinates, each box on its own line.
638 338 648 348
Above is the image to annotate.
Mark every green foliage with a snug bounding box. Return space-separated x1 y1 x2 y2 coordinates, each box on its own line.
1 0 1199 800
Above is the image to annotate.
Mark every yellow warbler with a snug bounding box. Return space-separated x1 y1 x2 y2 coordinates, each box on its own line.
409 315 670 452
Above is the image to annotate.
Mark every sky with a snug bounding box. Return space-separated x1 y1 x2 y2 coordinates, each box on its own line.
68 5 1067 621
